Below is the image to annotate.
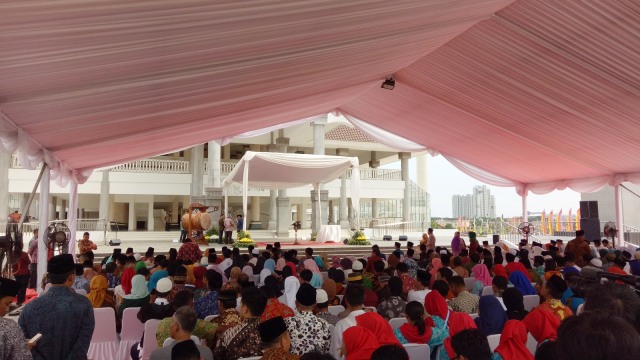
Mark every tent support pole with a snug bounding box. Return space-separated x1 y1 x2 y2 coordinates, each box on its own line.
614 184 624 248
18 164 47 228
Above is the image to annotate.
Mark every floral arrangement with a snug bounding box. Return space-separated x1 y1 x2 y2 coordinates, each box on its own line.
348 230 370 245
233 230 256 248
204 227 219 243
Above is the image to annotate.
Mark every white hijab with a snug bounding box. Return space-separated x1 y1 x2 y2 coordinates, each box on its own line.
283 276 300 309
258 269 272 287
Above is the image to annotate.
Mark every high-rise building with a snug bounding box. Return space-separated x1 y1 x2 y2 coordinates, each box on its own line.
452 185 496 218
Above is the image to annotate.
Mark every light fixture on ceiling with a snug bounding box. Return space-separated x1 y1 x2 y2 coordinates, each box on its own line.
381 77 395 90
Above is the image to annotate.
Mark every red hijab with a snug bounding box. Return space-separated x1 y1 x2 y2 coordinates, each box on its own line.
522 307 561 343
506 262 532 281
444 312 478 358
424 291 448 322
495 320 534 360
193 266 206 289
355 312 400 346
493 264 508 279
343 326 379 360
399 322 432 344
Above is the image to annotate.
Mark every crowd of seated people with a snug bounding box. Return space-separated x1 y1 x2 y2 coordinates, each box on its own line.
3 228 640 360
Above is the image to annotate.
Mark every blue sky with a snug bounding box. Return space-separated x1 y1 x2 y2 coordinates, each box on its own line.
383 155 581 218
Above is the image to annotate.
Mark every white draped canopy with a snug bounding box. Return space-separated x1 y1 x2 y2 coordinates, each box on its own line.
222 151 360 231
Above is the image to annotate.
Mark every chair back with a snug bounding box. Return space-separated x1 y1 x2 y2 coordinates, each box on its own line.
523 295 540 311
487 334 501 352
469 313 478 319
365 306 377 313
526 333 538 355
328 305 345 316
403 343 430 360
76 289 88 296
141 319 161 360
389 317 408 330
87 307 118 360
336 295 344 303
121 307 144 341
204 314 219 322
481 286 494 296
464 277 476 291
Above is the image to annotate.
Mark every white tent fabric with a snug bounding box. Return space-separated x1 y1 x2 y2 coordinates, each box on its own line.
2 0 640 197
222 151 360 231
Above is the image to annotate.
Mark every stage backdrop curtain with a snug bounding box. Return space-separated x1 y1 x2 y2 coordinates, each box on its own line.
222 151 360 231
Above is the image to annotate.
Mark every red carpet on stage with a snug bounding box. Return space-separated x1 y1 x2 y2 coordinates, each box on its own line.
255 241 344 247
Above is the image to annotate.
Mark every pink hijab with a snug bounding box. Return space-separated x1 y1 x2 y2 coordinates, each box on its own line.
429 258 443 287
304 259 321 274
472 264 493 287
276 258 286 271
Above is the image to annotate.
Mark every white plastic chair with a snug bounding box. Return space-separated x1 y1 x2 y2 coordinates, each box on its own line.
403 343 430 360
481 286 494 296
87 307 118 360
389 317 408 330
337 295 344 303
526 333 538 355
117 307 144 360
141 319 161 360
487 334 501 352
365 306 377 313
75 289 88 296
469 313 478 319
162 335 201 347
328 305 345 316
204 314 219 322
523 295 540 311
464 277 476 291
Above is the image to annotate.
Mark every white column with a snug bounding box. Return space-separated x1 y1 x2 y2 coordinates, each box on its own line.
250 196 261 229
68 180 78 259
312 115 327 155
98 170 110 222
522 190 528 223
207 141 221 188
369 156 381 221
37 168 50 294
399 152 411 222
268 190 277 230
276 135 290 237
147 199 155 231
49 196 57 220
191 145 204 197
128 201 136 231
0 153 9 220
337 148 350 229
615 184 625 247
222 145 231 160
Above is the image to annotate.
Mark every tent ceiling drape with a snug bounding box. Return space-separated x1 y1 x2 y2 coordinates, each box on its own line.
2 0 640 195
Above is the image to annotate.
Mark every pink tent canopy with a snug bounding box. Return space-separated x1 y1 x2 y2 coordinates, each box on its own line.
2 0 640 195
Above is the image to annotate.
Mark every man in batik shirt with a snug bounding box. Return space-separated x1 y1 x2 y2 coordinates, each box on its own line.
0 277 32 360
259 316 299 360
284 284 331 355
214 287 267 360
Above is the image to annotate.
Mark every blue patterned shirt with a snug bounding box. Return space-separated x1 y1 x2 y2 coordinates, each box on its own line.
194 290 220 319
19 286 95 360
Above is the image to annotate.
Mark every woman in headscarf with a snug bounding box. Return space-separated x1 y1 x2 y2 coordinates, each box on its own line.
87 275 116 309
451 232 463 256
118 274 150 318
425 291 474 360
223 267 242 291
355 311 400 346
264 258 276 273
492 263 509 279
491 320 534 360
340 258 353 277
260 276 294 322
471 264 492 296
282 275 300 310
429 258 443 288
342 326 379 360
475 296 508 336
192 265 206 290
503 287 529 321
506 260 532 281
275 256 286 272
332 256 341 269
241 265 254 283
258 268 272 288
303 259 323 288
322 279 340 306
333 269 346 298
509 271 536 296
394 301 448 348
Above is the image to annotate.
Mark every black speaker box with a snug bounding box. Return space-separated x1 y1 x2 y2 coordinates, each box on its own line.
109 239 121 246
398 235 408 241
579 201 599 219
492 234 500 244
580 218 601 242
382 235 392 241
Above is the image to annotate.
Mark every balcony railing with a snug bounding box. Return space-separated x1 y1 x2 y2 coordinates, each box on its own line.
12 154 403 182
